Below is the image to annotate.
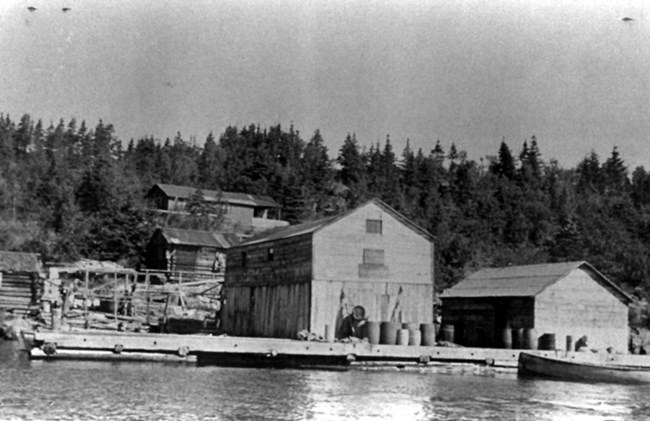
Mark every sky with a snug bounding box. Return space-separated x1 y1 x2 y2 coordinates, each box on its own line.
1 0 649 169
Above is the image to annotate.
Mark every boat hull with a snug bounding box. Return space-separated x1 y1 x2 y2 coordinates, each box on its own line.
518 352 650 384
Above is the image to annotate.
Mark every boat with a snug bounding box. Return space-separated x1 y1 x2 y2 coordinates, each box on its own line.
518 352 650 384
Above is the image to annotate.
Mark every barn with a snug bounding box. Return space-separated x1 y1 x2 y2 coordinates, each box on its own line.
440 261 631 352
0 251 44 315
144 228 239 274
221 199 435 339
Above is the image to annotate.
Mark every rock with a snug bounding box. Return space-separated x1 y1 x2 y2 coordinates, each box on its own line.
1 318 33 340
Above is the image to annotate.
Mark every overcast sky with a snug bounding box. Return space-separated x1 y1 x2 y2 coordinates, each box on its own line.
1 0 649 169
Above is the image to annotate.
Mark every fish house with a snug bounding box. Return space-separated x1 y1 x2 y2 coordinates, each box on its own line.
144 228 239 274
440 261 631 352
0 251 44 315
222 199 435 339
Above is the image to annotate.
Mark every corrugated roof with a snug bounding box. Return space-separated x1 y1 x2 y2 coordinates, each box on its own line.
237 198 435 247
151 184 280 208
160 228 239 249
0 251 43 273
440 261 632 304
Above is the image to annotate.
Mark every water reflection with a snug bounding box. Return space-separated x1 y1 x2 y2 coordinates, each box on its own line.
2 341 650 421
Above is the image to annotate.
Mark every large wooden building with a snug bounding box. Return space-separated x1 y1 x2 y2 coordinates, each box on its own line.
222 199 435 339
144 228 239 274
145 184 288 233
440 261 631 352
0 251 44 315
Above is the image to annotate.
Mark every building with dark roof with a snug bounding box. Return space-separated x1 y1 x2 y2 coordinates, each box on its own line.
0 251 44 315
144 228 239 274
221 199 435 339
440 261 631 352
145 183 288 233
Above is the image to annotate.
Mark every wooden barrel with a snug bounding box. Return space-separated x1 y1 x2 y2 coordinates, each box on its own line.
539 333 556 350
396 329 410 346
512 328 524 349
566 335 573 352
364 321 381 344
501 328 513 349
51 307 62 331
408 329 422 346
324 324 334 342
380 321 400 345
523 328 537 350
441 324 455 343
420 323 436 346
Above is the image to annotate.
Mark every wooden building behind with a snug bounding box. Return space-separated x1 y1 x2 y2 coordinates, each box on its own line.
145 184 288 233
144 228 239 274
440 261 631 352
222 199 435 339
0 251 44 315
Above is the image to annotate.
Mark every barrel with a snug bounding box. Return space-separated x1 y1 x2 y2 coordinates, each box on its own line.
380 321 400 345
324 325 334 342
408 329 422 346
396 329 410 346
512 328 524 349
501 328 513 349
539 333 556 350
566 335 573 352
523 328 537 350
441 324 455 343
364 321 381 344
420 323 436 346
51 307 62 331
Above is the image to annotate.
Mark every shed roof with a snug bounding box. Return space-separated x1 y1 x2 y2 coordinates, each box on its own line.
0 251 43 273
440 261 632 305
148 184 280 208
237 198 435 247
159 228 239 249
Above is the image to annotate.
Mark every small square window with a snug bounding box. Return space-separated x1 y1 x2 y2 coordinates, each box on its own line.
366 219 382 234
363 249 385 265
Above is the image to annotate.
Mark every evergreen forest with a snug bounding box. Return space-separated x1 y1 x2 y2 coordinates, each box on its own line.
2 113 650 326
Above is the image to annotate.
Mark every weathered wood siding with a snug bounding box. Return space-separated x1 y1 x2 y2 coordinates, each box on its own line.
0 272 36 314
310 202 434 336
535 269 628 353
442 297 534 347
223 234 313 337
222 283 311 338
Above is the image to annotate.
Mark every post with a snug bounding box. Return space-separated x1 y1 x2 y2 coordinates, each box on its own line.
145 272 150 326
84 271 89 328
113 272 118 323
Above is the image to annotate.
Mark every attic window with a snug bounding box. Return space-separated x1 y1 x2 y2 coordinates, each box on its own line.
366 219 382 234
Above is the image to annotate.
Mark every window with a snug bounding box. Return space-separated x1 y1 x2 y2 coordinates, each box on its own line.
366 219 383 234
363 249 385 265
267 247 275 262
241 251 248 268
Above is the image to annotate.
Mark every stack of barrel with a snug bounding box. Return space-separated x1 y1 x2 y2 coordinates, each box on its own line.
499 327 539 350
363 321 439 346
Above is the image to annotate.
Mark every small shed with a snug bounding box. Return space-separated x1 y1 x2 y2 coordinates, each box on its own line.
440 261 631 352
144 228 239 274
222 199 435 339
0 251 44 315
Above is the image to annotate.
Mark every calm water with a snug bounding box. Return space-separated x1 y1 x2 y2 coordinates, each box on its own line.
1 341 649 421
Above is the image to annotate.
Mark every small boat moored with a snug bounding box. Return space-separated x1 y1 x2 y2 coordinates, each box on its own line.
518 352 650 384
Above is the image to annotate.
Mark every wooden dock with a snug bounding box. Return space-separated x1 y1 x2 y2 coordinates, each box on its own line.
25 330 650 369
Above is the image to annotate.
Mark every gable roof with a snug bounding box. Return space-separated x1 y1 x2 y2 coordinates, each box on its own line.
236 198 435 247
158 228 239 249
148 184 280 208
0 251 43 273
440 261 632 305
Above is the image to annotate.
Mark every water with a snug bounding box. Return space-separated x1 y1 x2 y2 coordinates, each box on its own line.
1 341 649 421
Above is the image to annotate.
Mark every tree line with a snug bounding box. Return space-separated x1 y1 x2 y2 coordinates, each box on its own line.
2 113 650 325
